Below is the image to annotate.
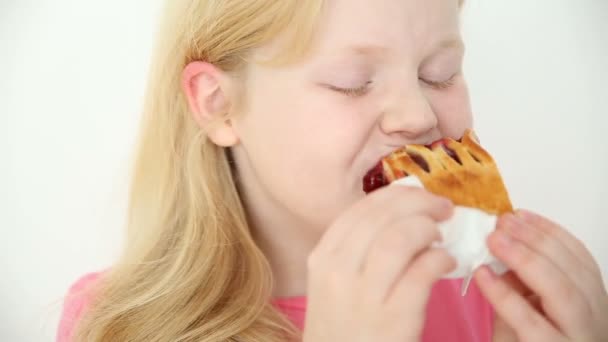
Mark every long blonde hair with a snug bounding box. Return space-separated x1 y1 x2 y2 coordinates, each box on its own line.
72 1 323 341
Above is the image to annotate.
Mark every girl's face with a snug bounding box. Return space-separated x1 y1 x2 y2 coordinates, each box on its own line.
230 0 471 232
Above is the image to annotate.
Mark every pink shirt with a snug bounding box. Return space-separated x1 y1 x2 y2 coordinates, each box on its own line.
57 272 494 341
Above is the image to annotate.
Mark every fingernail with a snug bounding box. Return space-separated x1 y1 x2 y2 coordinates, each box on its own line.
494 230 513 248
515 209 537 223
435 197 453 213
441 198 454 209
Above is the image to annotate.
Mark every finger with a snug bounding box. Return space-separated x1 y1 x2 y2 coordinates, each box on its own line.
498 213 599 297
500 270 530 295
488 230 593 337
316 185 451 256
361 216 442 302
516 209 601 275
474 266 565 342
368 185 454 222
328 186 452 272
388 248 456 313
501 271 545 314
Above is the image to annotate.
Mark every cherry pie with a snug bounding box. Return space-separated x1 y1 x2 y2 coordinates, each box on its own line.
363 129 513 216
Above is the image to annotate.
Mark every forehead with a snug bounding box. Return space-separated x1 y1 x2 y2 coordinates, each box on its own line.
312 0 462 58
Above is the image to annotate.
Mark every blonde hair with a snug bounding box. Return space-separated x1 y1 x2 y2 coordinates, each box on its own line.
71 0 323 341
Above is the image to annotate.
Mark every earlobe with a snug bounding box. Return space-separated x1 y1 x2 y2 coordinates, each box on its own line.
181 61 240 147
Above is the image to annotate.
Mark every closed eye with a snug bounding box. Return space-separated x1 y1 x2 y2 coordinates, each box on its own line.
327 81 373 97
419 74 458 90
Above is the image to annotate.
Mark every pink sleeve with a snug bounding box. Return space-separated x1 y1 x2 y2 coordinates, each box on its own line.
56 272 100 342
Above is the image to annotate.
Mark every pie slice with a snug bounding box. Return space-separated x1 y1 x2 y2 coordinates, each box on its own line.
363 129 513 216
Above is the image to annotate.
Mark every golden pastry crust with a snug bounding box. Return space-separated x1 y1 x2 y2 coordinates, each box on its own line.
383 129 513 215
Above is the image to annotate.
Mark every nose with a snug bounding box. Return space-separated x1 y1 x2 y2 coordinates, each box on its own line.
379 84 438 140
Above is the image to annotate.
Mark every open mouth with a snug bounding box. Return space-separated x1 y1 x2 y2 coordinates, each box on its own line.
362 137 463 194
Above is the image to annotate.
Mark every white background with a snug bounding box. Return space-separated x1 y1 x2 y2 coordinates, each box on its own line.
1 0 607 341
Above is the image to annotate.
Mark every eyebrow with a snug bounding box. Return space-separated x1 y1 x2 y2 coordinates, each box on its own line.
342 37 465 59
434 37 465 54
343 44 390 59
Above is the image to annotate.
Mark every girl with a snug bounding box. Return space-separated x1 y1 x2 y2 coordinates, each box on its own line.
57 0 608 341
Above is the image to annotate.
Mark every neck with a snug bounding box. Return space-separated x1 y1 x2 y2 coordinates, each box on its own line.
251 218 319 297
233 162 322 298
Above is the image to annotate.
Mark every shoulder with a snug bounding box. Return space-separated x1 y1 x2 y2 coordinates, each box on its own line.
56 272 102 342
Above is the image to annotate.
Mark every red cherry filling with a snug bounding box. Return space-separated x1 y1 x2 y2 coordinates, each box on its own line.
427 138 461 165
363 162 387 193
408 152 430 173
362 137 465 194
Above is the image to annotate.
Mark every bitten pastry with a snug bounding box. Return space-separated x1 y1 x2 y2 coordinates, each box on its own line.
363 129 513 216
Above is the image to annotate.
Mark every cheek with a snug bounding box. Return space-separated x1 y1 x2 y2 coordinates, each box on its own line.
243 75 371 172
236 86 370 228
429 84 473 137
239 64 373 173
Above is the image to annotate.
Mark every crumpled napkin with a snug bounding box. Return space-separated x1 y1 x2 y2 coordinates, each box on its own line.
391 176 508 295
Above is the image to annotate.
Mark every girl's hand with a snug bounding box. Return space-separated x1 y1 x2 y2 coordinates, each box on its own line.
303 185 456 342
473 210 608 342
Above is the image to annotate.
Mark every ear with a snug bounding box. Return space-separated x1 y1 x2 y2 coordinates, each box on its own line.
181 61 239 147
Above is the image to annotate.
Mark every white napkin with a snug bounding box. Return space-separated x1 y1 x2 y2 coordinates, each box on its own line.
391 176 508 294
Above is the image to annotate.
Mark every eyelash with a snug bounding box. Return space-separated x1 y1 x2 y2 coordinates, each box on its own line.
420 74 458 90
329 74 457 98
328 81 373 97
